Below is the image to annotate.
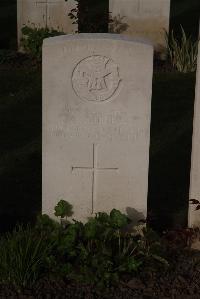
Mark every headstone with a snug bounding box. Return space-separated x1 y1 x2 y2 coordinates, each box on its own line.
109 0 171 53
189 27 200 227
17 0 77 46
43 34 153 222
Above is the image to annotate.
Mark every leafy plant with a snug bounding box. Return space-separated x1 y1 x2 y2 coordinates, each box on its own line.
21 26 64 61
50 202 168 288
54 199 73 219
137 227 169 268
0 225 53 290
165 26 199 73
109 14 129 34
0 200 169 290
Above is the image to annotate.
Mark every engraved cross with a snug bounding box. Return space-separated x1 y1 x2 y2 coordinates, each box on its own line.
72 144 119 214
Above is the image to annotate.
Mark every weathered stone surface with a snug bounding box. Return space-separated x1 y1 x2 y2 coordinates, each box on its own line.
109 0 171 52
42 34 153 222
189 29 200 228
17 0 77 46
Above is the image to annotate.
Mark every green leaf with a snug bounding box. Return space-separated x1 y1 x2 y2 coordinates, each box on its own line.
84 219 98 239
54 200 73 218
110 209 128 228
95 212 110 224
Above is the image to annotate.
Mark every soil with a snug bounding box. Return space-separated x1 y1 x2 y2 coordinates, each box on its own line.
0 249 199 299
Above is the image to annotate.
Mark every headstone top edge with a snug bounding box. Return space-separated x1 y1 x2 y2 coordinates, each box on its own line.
43 33 154 48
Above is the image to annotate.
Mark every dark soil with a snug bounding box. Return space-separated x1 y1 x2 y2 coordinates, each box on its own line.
0 249 199 299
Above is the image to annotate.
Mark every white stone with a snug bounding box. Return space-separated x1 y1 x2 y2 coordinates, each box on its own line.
17 0 77 46
109 0 171 52
42 34 153 222
189 27 200 228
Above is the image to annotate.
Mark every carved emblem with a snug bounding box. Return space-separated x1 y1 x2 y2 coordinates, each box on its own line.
72 55 121 102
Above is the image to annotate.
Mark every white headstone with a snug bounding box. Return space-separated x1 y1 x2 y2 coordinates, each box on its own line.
189 27 200 227
109 0 171 53
17 0 77 46
43 34 153 222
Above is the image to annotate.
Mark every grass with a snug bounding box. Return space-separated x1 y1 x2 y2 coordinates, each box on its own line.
0 64 196 233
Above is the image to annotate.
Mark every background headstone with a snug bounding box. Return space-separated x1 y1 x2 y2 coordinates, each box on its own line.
17 0 77 46
189 25 200 227
43 34 153 222
109 0 171 53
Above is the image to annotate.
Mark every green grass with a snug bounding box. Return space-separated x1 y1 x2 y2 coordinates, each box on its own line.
0 66 196 233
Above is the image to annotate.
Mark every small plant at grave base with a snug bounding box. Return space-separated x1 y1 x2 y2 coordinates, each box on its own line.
165 26 199 73
48 201 169 289
21 26 64 62
0 225 54 291
0 200 169 291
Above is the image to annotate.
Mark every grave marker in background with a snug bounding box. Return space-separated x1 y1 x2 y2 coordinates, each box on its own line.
109 0 171 53
18 0 171 53
42 34 153 221
17 0 77 46
189 26 200 227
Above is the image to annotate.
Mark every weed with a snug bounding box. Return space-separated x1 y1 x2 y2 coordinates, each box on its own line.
0 225 53 290
165 26 199 73
21 26 64 62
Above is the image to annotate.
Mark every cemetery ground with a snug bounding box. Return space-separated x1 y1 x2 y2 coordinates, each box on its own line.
0 53 199 298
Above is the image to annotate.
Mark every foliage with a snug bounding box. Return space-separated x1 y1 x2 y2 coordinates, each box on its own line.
0 200 170 290
163 227 200 252
67 0 78 28
109 14 129 34
165 26 199 73
21 26 64 62
0 50 18 65
54 199 73 219
42 201 169 289
0 225 54 290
